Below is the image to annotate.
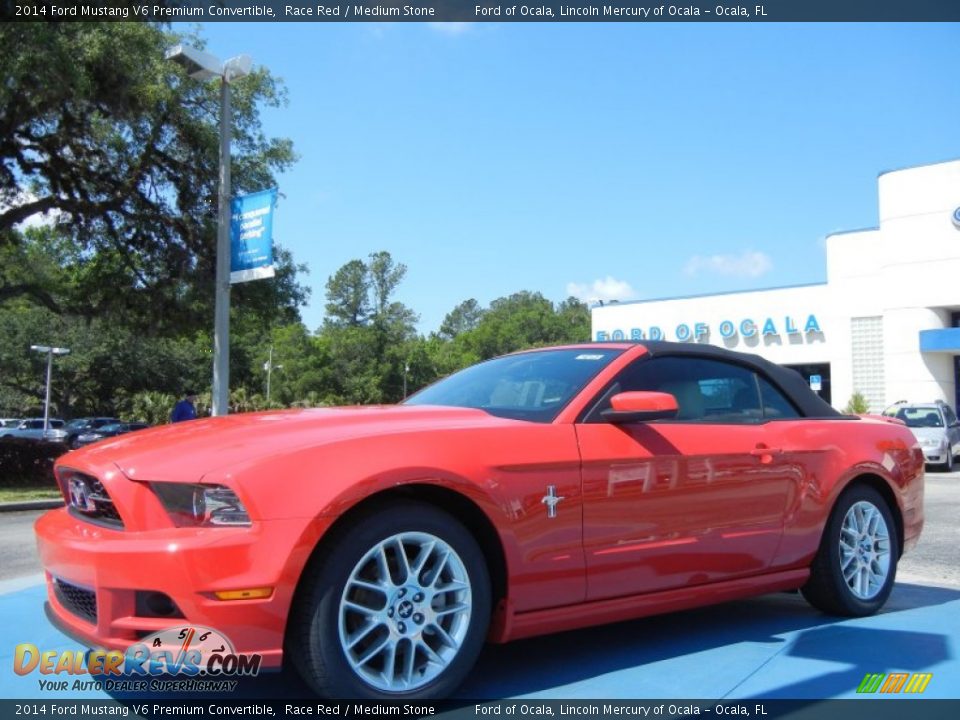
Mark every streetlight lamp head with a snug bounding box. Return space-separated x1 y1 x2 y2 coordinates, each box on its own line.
30 345 70 355
223 55 253 82
165 44 222 81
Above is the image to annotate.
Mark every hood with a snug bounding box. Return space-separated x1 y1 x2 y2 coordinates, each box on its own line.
65 405 519 483
908 426 947 443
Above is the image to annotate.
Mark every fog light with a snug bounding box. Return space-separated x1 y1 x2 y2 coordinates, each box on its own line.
135 591 184 618
214 587 273 601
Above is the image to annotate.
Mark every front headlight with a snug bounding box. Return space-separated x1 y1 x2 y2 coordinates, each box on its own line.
152 483 251 527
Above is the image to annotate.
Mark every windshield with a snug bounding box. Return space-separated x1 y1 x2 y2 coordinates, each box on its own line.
99 424 124 432
65 419 89 430
404 348 622 422
896 407 943 428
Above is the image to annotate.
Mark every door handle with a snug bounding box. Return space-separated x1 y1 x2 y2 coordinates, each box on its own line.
751 446 783 456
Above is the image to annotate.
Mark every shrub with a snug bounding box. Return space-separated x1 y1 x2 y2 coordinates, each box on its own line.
844 392 871 415
0 438 68 488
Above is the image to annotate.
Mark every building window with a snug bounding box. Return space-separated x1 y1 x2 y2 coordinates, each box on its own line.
851 316 885 413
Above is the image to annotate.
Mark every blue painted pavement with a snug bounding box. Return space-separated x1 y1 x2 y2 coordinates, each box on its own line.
1 576 957 700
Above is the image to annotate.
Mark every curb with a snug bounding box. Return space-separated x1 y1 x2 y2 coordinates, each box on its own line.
0 499 63 512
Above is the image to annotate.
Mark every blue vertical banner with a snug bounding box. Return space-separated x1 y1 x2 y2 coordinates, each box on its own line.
230 188 277 284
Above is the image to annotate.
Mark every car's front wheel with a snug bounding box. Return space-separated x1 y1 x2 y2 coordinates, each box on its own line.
801 485 898 616
289 501 491 699
942 450 954 473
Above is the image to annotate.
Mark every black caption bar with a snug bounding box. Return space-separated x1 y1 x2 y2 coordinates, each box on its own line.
3 0 960 22
2 700 960 720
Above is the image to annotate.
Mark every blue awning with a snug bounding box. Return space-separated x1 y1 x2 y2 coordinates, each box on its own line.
919 328 960 353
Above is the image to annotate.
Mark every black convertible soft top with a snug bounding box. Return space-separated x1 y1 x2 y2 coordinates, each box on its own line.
635 341 841 418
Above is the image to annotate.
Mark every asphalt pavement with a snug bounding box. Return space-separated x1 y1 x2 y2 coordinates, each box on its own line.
897 472 960 588
0 509 44 581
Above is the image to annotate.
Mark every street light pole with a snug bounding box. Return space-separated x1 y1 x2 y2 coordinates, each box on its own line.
166 45 251 417
264 346 283 403
30 345 70 432
213 74 232 417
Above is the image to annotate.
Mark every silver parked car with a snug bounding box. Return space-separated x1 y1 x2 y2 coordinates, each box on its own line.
887 401 960 471
0 418 66 441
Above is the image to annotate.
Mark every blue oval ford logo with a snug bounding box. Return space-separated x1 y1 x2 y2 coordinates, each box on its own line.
953 206 960 229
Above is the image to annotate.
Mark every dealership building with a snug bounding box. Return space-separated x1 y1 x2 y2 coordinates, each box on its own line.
591 159 960 413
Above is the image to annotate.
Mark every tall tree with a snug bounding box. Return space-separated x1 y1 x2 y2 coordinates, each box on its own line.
368 251 406 318
324 260 371 328
0 22 297 334
438 298 484 340
319 252 418 403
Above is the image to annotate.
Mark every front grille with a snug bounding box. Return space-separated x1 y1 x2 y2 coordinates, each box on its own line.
61 470 124 528
53 578 97 624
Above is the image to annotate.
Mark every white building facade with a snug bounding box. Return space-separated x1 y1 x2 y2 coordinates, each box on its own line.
591 159 960 413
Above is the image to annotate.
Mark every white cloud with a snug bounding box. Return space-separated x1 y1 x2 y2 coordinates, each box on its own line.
427 22 472 35
566 276 637 305
683 250 773 278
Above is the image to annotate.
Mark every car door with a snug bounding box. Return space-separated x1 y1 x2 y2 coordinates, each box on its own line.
577 355 797 601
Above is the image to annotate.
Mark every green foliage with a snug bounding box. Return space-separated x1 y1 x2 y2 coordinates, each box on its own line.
450 292 591 361
844 392 871 415
123 391 177 426
438 299 484 340
0 23 303 335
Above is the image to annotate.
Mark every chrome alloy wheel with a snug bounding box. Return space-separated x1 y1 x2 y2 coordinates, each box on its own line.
838 500 892 600
337 531 472 693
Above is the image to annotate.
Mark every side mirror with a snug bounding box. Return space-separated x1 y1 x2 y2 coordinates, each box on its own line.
601 391 679 424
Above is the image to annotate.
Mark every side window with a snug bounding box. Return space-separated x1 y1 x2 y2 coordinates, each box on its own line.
591 356 763 423
757 376 801 419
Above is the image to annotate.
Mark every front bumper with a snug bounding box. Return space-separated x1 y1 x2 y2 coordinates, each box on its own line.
922 448 949 464
35 507 328 666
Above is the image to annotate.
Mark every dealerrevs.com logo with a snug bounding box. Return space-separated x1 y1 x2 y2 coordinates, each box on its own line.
14 625 262 693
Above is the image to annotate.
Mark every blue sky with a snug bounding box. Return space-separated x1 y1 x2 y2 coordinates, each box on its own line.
198 22 960 334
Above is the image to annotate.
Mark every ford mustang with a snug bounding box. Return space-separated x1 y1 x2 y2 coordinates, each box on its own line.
35 342 924 699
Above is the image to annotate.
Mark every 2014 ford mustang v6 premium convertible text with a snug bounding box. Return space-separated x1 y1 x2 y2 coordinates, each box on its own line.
35 342 924 699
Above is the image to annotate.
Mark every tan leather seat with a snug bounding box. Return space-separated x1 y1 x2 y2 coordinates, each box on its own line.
660 380 705 420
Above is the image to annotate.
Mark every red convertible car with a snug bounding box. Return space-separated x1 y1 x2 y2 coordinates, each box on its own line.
36 342 924 698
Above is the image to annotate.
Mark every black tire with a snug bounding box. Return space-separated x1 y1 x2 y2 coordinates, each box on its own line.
802 485 898 616
943 451 954 473
288 501 491 700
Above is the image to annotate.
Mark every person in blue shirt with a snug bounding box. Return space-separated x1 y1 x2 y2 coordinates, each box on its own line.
170 391 198 423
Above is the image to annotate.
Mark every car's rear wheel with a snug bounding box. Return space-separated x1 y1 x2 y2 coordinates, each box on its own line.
802 485 898 616
289 502 490 699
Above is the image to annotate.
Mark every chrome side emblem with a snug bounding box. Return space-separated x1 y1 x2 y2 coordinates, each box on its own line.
68 477 95 512
541 485 565 519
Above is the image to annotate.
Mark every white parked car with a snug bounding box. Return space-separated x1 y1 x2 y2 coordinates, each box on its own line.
885 400 960 471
